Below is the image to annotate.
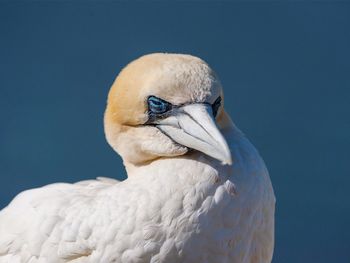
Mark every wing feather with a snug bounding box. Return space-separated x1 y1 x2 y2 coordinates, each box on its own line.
0 178 120 262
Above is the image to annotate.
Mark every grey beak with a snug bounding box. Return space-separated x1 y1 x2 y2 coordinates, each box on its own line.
156 104 232 165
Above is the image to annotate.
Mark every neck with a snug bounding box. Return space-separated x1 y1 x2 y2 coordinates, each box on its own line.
124 154 231 189
122 114 245 185
124 134 242 186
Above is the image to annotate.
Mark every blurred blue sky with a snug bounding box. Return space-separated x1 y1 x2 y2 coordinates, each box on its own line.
0 2 349 262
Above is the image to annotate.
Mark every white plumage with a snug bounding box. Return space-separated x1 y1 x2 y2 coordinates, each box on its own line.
0 53 275 263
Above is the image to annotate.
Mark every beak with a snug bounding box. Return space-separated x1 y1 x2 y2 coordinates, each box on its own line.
156 104 232 165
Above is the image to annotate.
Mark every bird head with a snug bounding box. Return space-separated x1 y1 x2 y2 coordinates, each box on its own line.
104 53 232 166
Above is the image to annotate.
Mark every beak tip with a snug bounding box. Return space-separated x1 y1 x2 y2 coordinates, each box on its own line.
220 154 233 166
222 160 233 166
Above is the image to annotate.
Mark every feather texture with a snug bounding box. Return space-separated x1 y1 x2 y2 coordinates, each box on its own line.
0 127 274 263
0 53 275 263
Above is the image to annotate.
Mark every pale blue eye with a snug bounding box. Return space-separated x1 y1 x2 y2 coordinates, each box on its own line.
148 96 171 114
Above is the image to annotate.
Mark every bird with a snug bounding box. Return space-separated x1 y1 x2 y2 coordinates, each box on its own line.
0 53 275 263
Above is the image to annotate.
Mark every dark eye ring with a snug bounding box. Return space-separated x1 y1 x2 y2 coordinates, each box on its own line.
212 96 222 117
148 96 172 115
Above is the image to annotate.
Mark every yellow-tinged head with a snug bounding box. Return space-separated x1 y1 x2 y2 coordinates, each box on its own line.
104 53 232 166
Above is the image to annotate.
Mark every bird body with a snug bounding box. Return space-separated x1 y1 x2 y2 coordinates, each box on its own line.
0 53 275 263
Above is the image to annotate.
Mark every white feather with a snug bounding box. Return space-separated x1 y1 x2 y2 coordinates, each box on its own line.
0 127 274 263
0 53 275 262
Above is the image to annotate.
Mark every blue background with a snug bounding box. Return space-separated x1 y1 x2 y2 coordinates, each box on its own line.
0 2 349 262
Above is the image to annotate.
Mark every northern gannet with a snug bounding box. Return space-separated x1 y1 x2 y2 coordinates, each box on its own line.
0 53 275 263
